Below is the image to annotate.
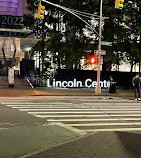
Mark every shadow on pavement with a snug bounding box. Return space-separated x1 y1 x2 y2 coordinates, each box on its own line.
116 131 141 158
28 131 140 158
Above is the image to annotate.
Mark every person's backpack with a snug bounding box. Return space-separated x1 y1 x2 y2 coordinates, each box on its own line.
134 77 140 85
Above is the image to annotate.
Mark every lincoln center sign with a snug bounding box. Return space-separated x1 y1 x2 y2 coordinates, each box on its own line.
47 79 110 88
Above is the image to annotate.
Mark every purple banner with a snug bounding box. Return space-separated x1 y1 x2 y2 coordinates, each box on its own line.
0 0 25 16
0 0 19 2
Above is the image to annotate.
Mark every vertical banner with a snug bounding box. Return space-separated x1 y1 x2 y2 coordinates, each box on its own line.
8 68 14 86
15 38 20 52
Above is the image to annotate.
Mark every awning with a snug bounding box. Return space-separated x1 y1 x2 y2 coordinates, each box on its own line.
0 36 39 57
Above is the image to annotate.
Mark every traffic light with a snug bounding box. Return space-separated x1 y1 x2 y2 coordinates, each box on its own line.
37 4 45 19
88 56 98 64
115 0 124 9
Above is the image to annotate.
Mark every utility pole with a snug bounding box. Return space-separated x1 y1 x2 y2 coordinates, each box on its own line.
95 0 103 94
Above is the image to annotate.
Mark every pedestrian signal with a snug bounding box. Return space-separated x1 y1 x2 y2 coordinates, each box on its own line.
88 56 98 64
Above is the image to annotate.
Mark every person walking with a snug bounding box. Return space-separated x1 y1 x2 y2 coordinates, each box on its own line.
132 73 141 101
109 75 116 93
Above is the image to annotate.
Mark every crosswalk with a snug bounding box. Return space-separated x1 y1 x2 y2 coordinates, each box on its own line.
1 97 141 135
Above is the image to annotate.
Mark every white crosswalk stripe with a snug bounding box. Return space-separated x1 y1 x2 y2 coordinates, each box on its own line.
46 118 141 122
1 97 141 135
30 114 141 117
10 108 141 110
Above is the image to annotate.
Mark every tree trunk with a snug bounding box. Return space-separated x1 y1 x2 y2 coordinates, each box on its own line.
139 61 141 73
130 61 134 72
2 48 8 74
58 9 60 32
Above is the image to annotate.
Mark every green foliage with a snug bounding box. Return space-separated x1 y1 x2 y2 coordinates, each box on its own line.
102 0 141 71
26 0 141 73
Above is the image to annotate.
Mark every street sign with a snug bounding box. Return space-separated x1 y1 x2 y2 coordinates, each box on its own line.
101 41 112 46
94 50 106 56
100 51 106 55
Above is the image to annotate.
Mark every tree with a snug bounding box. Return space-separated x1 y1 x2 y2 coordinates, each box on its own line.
102 0 141 72
27 0 100 74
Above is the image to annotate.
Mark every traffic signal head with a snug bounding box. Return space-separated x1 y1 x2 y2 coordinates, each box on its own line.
89 56 98 64
37 4 45 19
115 0 124 9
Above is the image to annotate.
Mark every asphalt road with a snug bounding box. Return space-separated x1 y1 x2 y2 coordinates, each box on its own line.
0 96 141 158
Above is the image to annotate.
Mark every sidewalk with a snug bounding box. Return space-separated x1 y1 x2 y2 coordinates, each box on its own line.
34 87 135 99
0 86 135 99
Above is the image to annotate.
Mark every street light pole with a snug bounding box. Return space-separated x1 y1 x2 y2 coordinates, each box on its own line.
95 0 103 94
40 0 99 36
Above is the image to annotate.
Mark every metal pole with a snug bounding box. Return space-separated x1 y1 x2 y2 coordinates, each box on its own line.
40 0 99 36
95 0 103 94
